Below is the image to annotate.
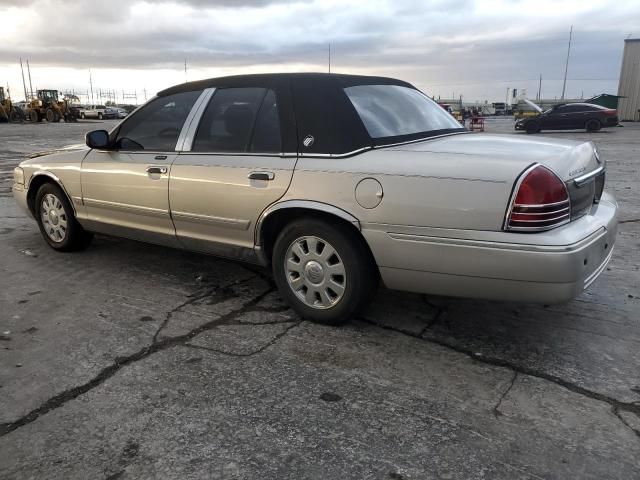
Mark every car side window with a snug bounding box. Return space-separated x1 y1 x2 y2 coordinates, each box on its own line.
192 87 281 153
250 90 281 153
114 90 202 151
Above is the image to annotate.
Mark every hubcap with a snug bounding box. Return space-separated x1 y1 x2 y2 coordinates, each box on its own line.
284 236 346 309
40 193 68 243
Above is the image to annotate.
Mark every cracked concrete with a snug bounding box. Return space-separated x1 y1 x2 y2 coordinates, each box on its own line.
1 119 640 479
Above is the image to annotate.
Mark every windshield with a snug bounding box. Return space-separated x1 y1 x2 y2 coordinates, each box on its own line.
344 84 463 139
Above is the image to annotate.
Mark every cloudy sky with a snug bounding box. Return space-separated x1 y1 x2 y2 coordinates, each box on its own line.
0 0 638 103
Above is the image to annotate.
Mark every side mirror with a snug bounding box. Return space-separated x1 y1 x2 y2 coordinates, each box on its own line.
85 130 110 149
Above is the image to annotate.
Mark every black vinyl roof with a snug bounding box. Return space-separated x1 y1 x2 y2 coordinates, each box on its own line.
157 72 413 97
158 73 465 156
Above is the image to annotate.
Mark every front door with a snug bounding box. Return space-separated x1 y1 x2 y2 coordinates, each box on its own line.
81 90 203 247
169 86 297 258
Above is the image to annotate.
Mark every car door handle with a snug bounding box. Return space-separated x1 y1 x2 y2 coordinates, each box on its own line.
147 166 168 175
154 155 167 160
248 171 275 181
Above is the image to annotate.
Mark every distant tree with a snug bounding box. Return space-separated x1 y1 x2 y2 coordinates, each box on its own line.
105 100 115 106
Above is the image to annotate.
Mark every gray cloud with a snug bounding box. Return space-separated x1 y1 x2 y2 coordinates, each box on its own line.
1 0 637 100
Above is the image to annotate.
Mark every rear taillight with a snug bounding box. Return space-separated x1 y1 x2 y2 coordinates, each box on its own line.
602 109 618 117
505 164 570 231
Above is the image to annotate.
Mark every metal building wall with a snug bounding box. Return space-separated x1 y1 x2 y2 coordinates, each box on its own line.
617 39 640 121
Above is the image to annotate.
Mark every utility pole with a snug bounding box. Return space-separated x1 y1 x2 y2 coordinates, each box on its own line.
537 74 542 101
328 43 331 73
20 58 28 101
89 70 94 105
26 60 34 99
561 25 573 100
184 59 188 83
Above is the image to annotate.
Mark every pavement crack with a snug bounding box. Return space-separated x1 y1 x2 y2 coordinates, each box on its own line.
151 275 256 343
619 218 640 224
493 372 518 418
185 321 302 357
0 287 274 438
613 406 640 439
358 316 640 439
418 296 448 336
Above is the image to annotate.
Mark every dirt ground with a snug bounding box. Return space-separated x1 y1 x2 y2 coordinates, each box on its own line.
1 118 639 479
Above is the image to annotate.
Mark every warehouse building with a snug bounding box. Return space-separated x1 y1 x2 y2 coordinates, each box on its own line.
617 38 640 121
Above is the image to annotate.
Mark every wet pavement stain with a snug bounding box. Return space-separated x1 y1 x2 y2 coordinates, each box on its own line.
319 392 342 402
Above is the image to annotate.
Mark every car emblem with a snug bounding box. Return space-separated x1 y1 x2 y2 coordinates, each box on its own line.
303 135 314 147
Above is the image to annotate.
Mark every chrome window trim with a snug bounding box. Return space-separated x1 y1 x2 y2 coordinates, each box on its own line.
177 87 216 152
178 151 296 158
573 165 605 187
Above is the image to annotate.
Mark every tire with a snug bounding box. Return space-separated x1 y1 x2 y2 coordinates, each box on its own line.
586 119 601 132
29 110 38 122
35 183 93 252
54 112 61 123
45 108 55 122
525 121 540 134
272 218 378 325
9 110 21 122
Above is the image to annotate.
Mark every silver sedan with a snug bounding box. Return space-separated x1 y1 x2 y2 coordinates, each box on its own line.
12 73 617 324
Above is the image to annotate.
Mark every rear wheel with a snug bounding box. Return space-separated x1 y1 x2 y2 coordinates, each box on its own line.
9 110 21 122
35 183 93 252
45 108 55 122
29 110 38 122
525 121 541 134
586 119 601 132
272 219 378 325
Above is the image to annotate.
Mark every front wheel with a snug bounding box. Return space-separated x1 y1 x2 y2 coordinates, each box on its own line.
586 119 601 132
272 219 378 325
35 183 93 251
525 121 541 134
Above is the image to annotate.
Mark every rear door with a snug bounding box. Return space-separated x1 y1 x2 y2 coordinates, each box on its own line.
169 83 297 257
81 90 203 246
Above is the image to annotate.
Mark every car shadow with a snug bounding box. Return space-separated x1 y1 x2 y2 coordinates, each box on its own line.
32 231 628 397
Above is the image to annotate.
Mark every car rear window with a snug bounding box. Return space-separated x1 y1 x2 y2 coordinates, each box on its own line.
344 85 462 139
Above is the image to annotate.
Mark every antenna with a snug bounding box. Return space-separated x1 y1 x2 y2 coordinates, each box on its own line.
537 74 542 100
89 69 94 105
561 25 572 100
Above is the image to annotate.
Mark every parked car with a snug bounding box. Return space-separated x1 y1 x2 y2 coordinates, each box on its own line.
114 107 128 119
79 105 118 120
12 73 617 325
515 102 619 134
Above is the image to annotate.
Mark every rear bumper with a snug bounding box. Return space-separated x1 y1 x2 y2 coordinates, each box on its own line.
363 192 617 304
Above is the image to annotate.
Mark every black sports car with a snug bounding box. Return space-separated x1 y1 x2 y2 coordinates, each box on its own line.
515 103 619 134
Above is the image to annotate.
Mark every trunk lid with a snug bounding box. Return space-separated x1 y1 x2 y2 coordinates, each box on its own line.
388 133 605 225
